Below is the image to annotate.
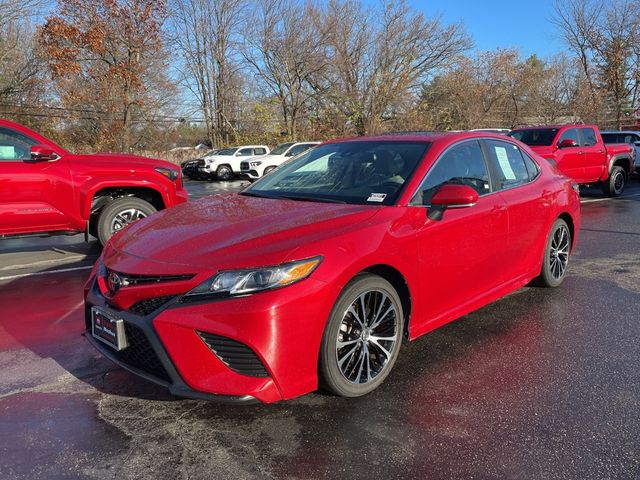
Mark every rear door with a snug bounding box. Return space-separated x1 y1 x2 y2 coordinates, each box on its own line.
555 128 584 181
411 139 509 324
579 127 606 181
0 127 74 235
482 139 551 281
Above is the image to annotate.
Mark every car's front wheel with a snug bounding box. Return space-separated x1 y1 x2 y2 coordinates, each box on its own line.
536 218 571 288
216 164 233 181
319 274 403 397
96 197 156 245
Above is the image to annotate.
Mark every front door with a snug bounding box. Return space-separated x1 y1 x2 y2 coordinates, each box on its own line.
0 127 74 235
555 128 584 182
411 140 509 328
579 127 606 181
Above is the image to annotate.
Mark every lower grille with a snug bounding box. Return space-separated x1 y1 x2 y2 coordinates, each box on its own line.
129 296 175 316
113 323 171 382
198 332 269 377
240 161 250 170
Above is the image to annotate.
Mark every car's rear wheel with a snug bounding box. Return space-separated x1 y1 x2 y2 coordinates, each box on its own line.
96 197 156 245
319 274 403 397
536 218 571 288
216 164 233 181
602 166 626 197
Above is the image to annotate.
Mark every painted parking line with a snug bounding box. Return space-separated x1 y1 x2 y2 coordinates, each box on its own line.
580 193 640 204
0 265 93 282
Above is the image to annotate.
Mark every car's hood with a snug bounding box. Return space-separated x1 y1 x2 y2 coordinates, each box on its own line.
109 194 380 270
77 152 176 170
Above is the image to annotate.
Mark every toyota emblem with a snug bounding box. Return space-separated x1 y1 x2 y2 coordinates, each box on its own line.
107 272 122 293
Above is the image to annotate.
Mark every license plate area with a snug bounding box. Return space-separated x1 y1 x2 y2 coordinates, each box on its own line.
91 307 128 351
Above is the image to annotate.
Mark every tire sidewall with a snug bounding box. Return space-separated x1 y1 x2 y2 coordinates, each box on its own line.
611 167 625 196
541 218 571 288
319 274 404 397
216 165 233 181
96 197 157 245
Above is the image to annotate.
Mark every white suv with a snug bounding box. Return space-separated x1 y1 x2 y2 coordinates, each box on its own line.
240 142 320 180
201 145 270 180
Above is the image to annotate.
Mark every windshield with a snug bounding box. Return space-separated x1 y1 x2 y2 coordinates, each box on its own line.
269 143 295 155
508 128 559 146
243 141 430 205
215 148 238 156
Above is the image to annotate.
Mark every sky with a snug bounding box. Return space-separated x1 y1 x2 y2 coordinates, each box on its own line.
407 0 566 58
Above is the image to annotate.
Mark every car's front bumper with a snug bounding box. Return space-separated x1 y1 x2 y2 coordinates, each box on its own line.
84 273 336 403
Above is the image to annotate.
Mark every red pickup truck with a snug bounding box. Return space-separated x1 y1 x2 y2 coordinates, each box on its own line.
509 124 634 196
0 119 188 244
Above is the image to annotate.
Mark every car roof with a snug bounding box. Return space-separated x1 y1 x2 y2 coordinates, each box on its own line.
511 124 598 130
322 130 513 146
601 130 640 134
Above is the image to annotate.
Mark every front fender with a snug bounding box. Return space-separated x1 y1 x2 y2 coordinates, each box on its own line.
79 177 172 220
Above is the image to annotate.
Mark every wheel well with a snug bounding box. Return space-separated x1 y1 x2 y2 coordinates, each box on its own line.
90 187 165 220
362 264 412 338
216 163 232 171
558 212 575 252
612 157 632 174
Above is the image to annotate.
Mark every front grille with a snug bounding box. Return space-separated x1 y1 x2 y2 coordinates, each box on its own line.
240 161 250 170
129 296 175 316
114 322 171 382
198 332 269 377
197 159 205 166
105 268 194 287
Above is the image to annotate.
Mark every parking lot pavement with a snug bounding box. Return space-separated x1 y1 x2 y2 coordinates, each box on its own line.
0 179 248 279
1 180 640 479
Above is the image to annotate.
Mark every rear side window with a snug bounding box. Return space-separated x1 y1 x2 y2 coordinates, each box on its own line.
601 133 619 144
485 140 530 189
412 140 490 205
237 148 254 156
254 148 267 155
522 152 540 181
580 128 598 146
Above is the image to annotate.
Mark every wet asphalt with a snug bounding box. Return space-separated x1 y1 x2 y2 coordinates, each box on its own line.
1 178 639 479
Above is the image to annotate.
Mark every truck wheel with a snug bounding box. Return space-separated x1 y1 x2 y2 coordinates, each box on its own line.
96 197 156 245
602 166 626 197
216 165 233 181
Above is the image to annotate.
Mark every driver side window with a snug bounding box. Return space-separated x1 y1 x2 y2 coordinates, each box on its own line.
411 140 490 205
0 127 37 161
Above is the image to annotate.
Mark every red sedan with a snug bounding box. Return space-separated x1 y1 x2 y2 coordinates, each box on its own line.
84 132 581 403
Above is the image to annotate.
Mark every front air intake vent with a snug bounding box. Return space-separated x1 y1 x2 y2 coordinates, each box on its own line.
198 332 269 377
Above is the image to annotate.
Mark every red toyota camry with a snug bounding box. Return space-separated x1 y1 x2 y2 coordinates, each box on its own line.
84 132 580 403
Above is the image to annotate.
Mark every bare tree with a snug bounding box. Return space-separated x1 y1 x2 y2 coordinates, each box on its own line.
171 0 245 146
552 0 640 128
315 0 470 135
242 0 327 140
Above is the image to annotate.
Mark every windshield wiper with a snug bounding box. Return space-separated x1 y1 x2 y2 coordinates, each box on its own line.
278 195 347 204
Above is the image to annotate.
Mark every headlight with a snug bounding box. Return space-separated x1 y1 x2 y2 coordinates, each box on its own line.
184 256 322 299
155 167 179 181
250 161 262 167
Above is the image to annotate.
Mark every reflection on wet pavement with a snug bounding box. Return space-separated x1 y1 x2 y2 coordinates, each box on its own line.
1 181 640 479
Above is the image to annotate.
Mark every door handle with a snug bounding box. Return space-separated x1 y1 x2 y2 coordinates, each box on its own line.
578 151 584 154
598 150 604 153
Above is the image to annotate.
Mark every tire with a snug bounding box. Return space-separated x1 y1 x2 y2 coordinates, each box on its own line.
319 274 404 397
263 166 276 175
602 165 626 197
216 164 233 181
96 197 157 245
535 218 571 288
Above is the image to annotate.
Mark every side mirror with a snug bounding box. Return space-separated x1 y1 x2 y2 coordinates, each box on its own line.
427 184 478 221
30 145 59 162
558 139 578 148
